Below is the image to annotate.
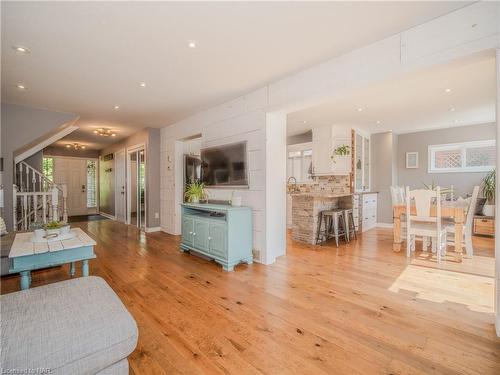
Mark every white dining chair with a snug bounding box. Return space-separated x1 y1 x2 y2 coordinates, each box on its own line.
406 186 447 262
445 185 479 258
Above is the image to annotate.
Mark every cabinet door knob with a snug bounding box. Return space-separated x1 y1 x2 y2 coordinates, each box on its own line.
208 237 212 240
193 233 196 236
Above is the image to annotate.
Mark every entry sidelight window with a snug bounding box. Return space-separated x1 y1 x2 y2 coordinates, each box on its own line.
87 160 97 208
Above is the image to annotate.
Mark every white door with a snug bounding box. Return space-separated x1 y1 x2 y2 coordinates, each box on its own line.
115 150 126 222
53 158 88 216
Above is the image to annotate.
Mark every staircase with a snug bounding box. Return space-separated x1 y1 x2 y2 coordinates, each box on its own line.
13 161 68 231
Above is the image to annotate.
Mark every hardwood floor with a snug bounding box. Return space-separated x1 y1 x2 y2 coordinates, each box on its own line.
2 220 499 374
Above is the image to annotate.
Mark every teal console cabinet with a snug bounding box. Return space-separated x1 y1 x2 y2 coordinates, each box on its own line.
180 203 253 271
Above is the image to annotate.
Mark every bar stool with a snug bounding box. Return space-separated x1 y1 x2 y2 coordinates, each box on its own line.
343 208 357 242
316 209 348 247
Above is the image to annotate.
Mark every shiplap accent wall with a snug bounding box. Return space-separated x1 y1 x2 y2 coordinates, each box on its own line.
160 2 500 266
160 88 269 262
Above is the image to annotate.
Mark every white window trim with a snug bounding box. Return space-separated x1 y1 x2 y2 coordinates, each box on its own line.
428 139 496 173
287 142 313 183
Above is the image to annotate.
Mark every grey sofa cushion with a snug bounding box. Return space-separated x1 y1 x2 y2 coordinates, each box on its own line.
1 276 138 375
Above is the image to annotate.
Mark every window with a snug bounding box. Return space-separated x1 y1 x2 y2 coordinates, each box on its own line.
287 144 313 182
42 157 54 181
428 140 495 173
87 160 97 208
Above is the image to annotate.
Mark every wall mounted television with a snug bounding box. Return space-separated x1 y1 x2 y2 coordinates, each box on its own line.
201 141 248 187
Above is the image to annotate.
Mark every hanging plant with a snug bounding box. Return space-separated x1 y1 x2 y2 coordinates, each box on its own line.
331 145 350 163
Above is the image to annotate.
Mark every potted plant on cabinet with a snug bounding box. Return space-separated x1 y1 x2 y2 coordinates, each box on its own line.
185 180 207 204
331 145 350 164
481 170 495 216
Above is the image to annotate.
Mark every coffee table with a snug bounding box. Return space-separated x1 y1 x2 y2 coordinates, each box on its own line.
9 228 96 290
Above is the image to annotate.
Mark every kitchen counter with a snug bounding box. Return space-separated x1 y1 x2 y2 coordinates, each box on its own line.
289 192 353 198
290 192 352 244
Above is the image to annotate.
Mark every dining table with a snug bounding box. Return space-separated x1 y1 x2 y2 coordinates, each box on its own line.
392 202 467 262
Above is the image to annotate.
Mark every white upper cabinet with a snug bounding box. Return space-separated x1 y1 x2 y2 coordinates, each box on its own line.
311 125 352 176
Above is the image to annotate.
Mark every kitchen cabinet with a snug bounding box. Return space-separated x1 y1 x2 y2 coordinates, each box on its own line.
312 125 352 176
180 203 253 271
354 130 371 192
352 192 378 232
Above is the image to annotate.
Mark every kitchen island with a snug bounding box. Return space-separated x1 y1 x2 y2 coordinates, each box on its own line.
290 193 353 244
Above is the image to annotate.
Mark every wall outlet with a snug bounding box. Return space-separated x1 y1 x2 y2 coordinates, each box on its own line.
155 212 159 219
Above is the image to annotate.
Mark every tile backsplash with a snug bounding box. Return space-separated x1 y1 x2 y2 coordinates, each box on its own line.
288 175 350 194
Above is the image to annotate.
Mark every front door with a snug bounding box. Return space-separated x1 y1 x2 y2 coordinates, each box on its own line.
53 157 89 216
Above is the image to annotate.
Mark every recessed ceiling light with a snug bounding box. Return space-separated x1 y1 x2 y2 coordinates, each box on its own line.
188 41 197 48
113 105 120 110
111 133 116 137
13 45 30 54
65 144 71 148
376 120 381 124
445 88 451 93
454 119 459 124
139 82 147 88
16 84 26 90
303 120 307 124
449 107 456 112
357 108 363 112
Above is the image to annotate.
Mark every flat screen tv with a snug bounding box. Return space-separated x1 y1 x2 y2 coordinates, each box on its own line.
201 141 248 187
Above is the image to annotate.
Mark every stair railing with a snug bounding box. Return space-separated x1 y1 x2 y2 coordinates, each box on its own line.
13 161 68 231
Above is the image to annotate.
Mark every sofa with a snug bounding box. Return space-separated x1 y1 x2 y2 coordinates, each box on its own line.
1 232 14 276
1 276 138 374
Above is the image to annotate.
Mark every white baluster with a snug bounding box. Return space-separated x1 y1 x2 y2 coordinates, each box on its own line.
61 184 68 223
32 167 36 192
42 193 47 224
51 186 59 222
33 194 39 223
23 195 28 230
13 185 18 232
25 165 29 192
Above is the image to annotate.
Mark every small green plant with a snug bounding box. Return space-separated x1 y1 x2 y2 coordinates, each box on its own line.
331 145 350 163
184 180 207 203
482 170 495 204
44 221 65 230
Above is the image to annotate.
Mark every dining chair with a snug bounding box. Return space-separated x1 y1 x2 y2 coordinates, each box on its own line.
406 186 447 262
444 185 479 258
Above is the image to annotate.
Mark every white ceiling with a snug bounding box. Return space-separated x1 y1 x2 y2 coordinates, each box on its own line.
287 51 497 136
1 1 471 149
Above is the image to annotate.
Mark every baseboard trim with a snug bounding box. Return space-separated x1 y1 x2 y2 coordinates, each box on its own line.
99 212 116 220
145 227 161 233
376 222 394 228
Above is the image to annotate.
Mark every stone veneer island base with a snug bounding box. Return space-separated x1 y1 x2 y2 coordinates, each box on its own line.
291 193 353 244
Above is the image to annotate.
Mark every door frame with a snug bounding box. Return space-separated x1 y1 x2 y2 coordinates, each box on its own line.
126 143 147 228
114 149 126 223
51 155 99 216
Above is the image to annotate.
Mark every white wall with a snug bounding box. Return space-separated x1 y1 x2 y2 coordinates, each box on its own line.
160 2 500 265
160 88 269 261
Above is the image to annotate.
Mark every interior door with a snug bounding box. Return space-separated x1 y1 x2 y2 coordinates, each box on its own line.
115 150 126 222
53 157 88 216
